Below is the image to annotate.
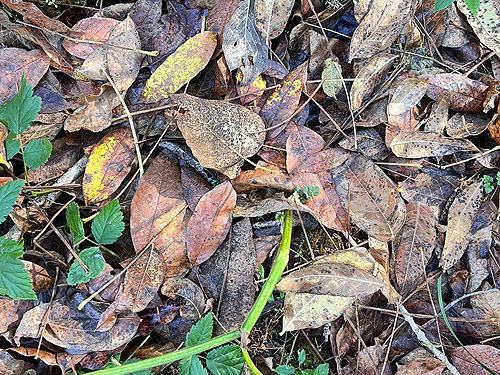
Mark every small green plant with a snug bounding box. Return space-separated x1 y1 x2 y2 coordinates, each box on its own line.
65 199 125 285
434 0 480 14
483 172 500 194
295 186 320 204
276 359 329 375
178 312 245 375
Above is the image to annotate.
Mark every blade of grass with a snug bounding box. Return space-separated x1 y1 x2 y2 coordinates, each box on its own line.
437 273 499 375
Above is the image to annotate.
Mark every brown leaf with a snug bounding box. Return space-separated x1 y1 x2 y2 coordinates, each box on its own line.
440 180 483 271
424 95 449 134
0 297 32 335
254 0 294 40
171 93 266 178
349 1 413 61
187 181 236 266
286 124 325 174
451 345 500 374
83 126 135 205
180 164 211 211
231 163 295 193
390 132 479 158
339 128 390 161
0 48 50 104
161 278 205 320
395 357 445 375
393 202 437 296
333 153 406 241
425 73 489 113
469 289 500 337
62 17 119 59
0 0 69 33
260 62 308 139
350 53 397 110
446 112 490 138
130 152 190 277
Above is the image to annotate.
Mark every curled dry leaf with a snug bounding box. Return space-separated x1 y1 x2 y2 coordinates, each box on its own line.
222 0 267 85
83 126 135 205
390 132 479 158
142 31 217 100
130 152 190 277
425 73 489 113
171 93 265 178
350 53 397 111
186 181 236 266
332 153 406 242
393 202 437 296
440 180 483 271
349 1 413 61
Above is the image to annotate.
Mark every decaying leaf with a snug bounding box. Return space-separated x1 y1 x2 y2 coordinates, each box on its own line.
390 132 478 158
451 345 500 373
142 31 217 100
171 94 265 178
332 153 406 241
187 181 236 266
83 126 135 205
254 0 294 41
393 202 437 296
222 0 268 85
440 180 483 271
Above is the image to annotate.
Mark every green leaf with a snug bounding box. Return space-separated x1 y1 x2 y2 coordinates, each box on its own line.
0 237 36 300
66 202 85 246
67 247 105 285
465 0 480 14
0 74 41 135
276 365 296 375
298 349 306 365
0 179 24 224
185 312 213 347
313 364 329 375
4 132 19 160
206 345 244 375
179 356 207 375
434 0 455 11
23 138 52 169
91 199 124 245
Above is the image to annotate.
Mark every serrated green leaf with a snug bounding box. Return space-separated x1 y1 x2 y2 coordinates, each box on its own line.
91 199 124 245
179 356 193 375
207 345 244 375
313 364 328 375
0 75 41 135
434 0 455 11
66 202 85 246
276 365 296 375
186 312 213 347
181 355 207 375
67 247 105 285
5 132 19 160
465 0 480 14
24 138 52 169
0 179 24 224
0 237 35 300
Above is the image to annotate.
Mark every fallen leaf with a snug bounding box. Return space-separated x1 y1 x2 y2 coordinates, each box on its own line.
0 0 69 33
390 132 479 158
231 162 295 193
395 357 445 375
349 1 413 60
424 95 449 134
0 297 32 335
222 0 268 85
171 93 266 178
187 181 236 266
332 153 406 241
161 278 205 320
83 126 135 205
350 53 397 110
339 128 390 161
446 112 490 138
142 31 217 100
469 289 500 336
440 180 483 271
322 57 343 99
254 0 294 41
451 345 500 374
393 202 437 296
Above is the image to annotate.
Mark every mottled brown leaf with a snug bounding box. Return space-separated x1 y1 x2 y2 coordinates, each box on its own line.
171 93 266 178
339 128 390 161
446 112 490 138
187 181 236 266
254 0 294 41
452 345 500 374
390 132 478 158
0 0 69 33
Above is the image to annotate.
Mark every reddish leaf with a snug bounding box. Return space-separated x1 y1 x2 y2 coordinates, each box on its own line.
187 181 236 266
451 345 500 374
0 0 69 33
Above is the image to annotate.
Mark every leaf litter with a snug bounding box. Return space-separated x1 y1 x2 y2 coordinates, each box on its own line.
1 0 500 373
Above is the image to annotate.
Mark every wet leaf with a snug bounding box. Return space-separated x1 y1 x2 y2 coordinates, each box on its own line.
332 153 406 241
171 94 265 178
222 0 268 85
83 126 135 205
390 132 478 158
142 31 217 100
441 180 483 271
393 203 437 296
350 53 397 110
254 0 294 41
187 181 236 266
349 2 413 60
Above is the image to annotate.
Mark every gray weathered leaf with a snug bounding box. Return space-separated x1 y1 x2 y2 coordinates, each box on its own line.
254 0 294 41
222 0 268 85
390 132 479 158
